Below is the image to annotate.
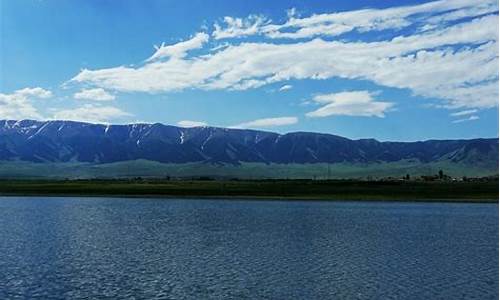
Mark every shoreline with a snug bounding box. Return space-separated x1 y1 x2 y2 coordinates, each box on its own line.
0 192 497 204
0 179 497 203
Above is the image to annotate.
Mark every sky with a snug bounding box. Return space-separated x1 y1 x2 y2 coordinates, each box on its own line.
0 0 498 141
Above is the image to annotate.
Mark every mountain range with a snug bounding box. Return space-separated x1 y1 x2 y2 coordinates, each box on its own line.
0 120 497 179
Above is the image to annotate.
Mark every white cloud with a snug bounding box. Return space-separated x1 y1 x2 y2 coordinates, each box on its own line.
452 115 480 123
233 116 298 128
426 2 498 24
213 15 269 39
147 32 209 61
52 104 131 124
278 84 293 92
450 109 478 117
74 88 115 101
212 0 497 39
15 87 53 99
286 8 298 18
70 0 499 110
177 120 207 127
0 87 52 120
306 91 393 118
267 0 497 39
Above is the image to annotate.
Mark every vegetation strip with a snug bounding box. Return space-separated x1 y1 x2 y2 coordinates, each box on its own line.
0 180 497 202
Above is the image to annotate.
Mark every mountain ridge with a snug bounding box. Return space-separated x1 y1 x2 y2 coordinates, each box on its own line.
3 119 497 142
0 120 497 170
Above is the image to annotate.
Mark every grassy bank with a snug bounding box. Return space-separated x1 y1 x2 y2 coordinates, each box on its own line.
0 160 497 180
0 179 497 202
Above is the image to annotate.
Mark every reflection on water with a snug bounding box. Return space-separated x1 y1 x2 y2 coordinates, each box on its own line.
0 197 497 299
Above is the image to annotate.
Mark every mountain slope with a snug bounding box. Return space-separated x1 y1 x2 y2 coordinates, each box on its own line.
0 120 497 178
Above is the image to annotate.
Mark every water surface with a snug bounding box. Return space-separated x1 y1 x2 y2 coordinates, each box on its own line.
0 197 497 299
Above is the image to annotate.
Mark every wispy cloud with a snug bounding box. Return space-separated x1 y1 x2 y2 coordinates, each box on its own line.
278 84 293 92
265 0 497 39
147 32 209 61
450 109 478 117
211 0 497 39
213 15 269 39
52 104 131 124
74 88 115 101
69 0 498 111
0 87 52 120
233 116 298 129
452 115 480 123
177 120 207 127
306 91 393 118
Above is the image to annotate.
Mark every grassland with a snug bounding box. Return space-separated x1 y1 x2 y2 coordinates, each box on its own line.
0 179 497 202
0 159 497 180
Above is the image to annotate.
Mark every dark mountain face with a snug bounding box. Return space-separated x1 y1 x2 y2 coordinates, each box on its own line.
0 120 498 166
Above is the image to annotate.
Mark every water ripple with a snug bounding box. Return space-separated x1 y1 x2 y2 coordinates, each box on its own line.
0 197 497 299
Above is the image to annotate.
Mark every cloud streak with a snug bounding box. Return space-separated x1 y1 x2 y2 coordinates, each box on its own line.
211 0 497 40
177 120 208 127
233 116 298 129
450 109 478 117
278 84 293 92
69 0 498 111
452 115 480 123
147 32 209 61
306 91 393 118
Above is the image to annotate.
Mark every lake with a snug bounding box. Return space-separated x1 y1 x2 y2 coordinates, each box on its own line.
0 197 497 299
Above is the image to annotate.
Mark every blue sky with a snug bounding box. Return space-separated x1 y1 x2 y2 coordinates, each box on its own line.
0 0 498 141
